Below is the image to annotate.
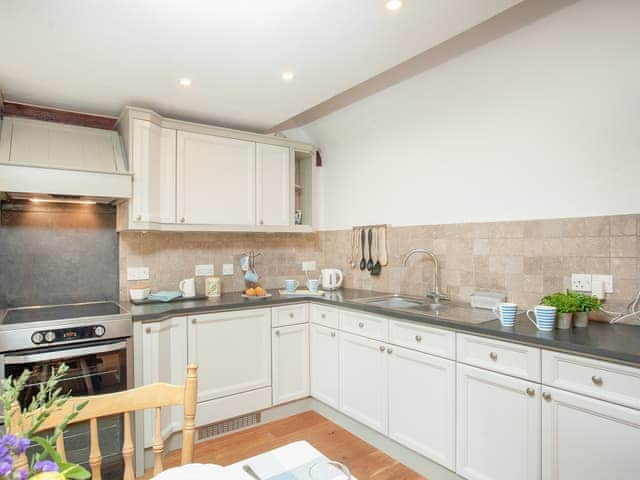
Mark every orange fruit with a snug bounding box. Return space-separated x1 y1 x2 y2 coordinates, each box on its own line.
245 288 256 296
255 287 266 297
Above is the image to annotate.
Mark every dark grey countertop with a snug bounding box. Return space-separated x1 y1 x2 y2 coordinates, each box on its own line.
122 288 640 366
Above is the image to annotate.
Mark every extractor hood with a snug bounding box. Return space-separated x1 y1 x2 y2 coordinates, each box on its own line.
0 116 132 202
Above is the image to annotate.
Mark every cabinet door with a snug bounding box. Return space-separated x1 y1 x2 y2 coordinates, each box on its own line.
176 131 255 225
339 331 388 434
542 386 640 480
141 317 187 447
456 364 540 480
256 143 290 226
272 324 309 405
131 119 176 223
310 323 340 408
187 309 271 402
388 345 455 470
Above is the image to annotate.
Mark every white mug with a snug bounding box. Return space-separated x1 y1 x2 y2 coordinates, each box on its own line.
179 278 196 298
306 279 320 294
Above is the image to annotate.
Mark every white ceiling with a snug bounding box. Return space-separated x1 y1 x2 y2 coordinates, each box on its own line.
0 0 521 132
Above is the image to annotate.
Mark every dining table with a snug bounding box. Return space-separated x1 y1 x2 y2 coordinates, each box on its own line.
151 440 355 479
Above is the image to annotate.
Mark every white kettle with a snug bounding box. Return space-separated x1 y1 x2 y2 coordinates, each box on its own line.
321 268 344 291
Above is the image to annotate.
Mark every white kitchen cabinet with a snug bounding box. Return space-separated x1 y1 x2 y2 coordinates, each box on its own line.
177 131 256 225
339 331 388 434
541 386 640 480
310 323 340 408
456 364 540 480
187 309 271 405
388 345 456 470
140 317 187 447
256 143 291 226
130 119 176 224
272 323 309 405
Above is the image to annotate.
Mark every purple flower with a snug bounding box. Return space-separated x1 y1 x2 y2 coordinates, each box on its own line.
0 459 12 476
16 468 28 480
34 460 59 472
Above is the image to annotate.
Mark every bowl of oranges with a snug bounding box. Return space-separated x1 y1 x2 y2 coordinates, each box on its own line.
242 286 271 299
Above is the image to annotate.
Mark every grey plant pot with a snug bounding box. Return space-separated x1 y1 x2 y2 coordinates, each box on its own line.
574 311 589 328
557 312 574 329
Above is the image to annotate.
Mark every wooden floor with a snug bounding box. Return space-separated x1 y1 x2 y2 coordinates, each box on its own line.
140 411 425 479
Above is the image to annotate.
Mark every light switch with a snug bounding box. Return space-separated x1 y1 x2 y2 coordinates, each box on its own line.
223 264 234 276
127 267 149 281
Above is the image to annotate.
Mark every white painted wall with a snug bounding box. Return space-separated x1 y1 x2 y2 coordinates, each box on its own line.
287 0 640 229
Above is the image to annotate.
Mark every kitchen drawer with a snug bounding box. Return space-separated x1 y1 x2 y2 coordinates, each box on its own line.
389 319 455 360
542 350 640 409
272 304 309 327
457 333 541 381
310 304 339 329
339 309 388 341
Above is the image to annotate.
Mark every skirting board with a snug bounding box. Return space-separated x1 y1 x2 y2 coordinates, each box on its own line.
140 398 462 480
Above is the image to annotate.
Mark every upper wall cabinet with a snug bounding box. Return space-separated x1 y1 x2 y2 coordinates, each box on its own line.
177 131 256 226
116 107 316 232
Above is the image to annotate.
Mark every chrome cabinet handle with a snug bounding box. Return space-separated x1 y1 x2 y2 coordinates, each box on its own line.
387 348 393 354
489 352 498 361
136 214 142 221
358 322 365 328
592 375 603 385
275 330 280 336
526 387 535 397
379 345 386 352
289 313 295 318
542 392 552 401
321 313 326 319
330 332 336 337
260 220 264 225
180 217 185 223
145 327 151 334
192 318 197 324
415 335 422 342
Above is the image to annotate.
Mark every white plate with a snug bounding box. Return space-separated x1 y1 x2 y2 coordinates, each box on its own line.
241 293 273 300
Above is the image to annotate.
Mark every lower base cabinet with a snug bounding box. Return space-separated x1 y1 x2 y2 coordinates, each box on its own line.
339 332 388 434
388 345 455 470
456 364 540 480
272 323 310 405
541 386 640 480
310 323 340 408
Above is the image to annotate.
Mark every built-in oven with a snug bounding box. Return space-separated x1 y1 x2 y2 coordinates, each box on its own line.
0 302 133 480
1 338 132 480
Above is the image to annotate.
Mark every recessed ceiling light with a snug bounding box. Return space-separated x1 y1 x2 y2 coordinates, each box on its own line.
281 71 295 81
179 78 192 87
385 0 403 11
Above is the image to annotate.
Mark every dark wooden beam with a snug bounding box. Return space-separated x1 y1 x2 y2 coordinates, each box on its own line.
2 102 117 130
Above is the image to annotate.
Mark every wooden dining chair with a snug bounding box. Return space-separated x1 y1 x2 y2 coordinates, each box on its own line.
9 364 198 480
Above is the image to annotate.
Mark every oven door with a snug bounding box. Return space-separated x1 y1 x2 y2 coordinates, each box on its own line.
1 339 131 480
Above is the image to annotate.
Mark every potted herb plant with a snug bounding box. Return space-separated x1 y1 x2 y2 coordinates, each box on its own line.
1 364 90 480
570 291 601 328
541 292 579 329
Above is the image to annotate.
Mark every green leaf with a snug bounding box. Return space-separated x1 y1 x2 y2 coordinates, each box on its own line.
31 435 62 464
60 463 91 480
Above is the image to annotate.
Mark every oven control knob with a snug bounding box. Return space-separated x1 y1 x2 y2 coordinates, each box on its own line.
93 325 106 337
31 332 44 344
44 331 56 343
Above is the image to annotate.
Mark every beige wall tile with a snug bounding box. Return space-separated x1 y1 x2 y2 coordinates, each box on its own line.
610 215 638 236
611 236 637 258
611 258 639 280
562 237 610 257
523 257 543 275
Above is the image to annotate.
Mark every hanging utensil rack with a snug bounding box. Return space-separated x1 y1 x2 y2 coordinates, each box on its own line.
351 224 390 272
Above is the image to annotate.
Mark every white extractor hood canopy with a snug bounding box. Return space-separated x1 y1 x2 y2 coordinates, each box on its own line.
0 116 132 201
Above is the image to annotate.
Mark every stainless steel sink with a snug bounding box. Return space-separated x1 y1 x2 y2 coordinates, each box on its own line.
356 295 424 309
354 294 448 313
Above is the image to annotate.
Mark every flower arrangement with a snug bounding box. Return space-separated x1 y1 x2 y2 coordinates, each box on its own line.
0 364 90 480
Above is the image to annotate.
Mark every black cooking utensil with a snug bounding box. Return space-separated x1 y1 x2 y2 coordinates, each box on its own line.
359 229 366 271
367 229 374 271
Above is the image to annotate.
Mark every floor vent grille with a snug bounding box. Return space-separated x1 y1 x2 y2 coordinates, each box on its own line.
197 412 261 441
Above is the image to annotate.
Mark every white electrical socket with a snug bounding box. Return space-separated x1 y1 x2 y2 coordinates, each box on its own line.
127 267 150 281
302 261 317 272
222 264 234 276
592 274 613 294
571 273 592 292
195 264 214 276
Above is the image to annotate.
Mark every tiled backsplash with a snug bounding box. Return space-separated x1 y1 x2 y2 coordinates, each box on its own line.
119 231 320 300
120 215 639 309
319 215 639 308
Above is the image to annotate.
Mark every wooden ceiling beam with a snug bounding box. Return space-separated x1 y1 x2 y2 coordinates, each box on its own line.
1 102 117 130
